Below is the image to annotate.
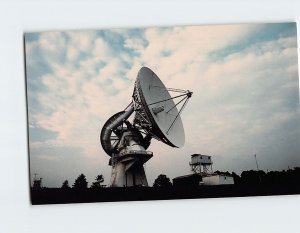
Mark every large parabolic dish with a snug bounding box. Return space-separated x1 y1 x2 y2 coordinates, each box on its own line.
134 67 187 148
100 67 192 187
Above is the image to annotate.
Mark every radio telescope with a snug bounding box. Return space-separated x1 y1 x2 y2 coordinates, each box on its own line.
100 67 192 187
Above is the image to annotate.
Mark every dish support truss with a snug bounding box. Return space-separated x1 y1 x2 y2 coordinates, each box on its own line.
132 78 193 146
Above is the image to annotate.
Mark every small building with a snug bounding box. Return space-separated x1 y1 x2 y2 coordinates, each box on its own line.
173 174 202 187
173 154 234 187
202 174 234 185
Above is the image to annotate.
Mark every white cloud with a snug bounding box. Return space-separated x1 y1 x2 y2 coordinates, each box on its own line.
66 31 96 52
92 37 111 61
124 37 145 52
67 46 79 61
39 31 66 53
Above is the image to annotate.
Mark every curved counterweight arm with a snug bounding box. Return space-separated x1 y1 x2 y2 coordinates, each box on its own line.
100 102 134 156
107 102 134 131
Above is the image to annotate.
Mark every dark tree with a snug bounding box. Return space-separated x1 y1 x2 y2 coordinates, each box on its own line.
231 172 241 185
90 175 104 189
153 174 172 188
61 180 70 189
241 170 266 185
215 170 231 176
32 178 42 190
73 174 88 189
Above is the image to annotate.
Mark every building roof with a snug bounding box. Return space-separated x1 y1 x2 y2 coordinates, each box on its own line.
173 173 201 180
191 153 211 158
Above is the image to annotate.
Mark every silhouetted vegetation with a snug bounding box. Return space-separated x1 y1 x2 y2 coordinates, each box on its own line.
90 175 105 189
231 167 300 186
32 177 43 190
30 167 300 205
153 174 172 188
231 172 241 185
72 174 88 190
32 179 42 190
61 180 70 189
215 170 231 176
240 170 265 185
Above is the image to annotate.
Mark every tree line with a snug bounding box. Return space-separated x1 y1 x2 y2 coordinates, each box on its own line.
230 167 300 186
33 166 300 189
61 173 172 189
61 174 105 190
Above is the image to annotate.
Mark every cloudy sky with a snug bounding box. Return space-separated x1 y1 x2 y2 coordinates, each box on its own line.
25 22 299 188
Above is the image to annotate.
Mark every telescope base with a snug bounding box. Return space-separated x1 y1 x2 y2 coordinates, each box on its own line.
109 152 153 187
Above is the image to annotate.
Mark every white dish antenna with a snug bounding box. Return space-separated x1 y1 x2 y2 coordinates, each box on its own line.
133 67 192 147
100 67 192 187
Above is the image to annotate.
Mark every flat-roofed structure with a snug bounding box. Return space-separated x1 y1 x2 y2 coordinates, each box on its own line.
173 174 202 187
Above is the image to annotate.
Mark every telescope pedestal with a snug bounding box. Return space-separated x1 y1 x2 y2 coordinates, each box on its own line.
109 151 153 187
